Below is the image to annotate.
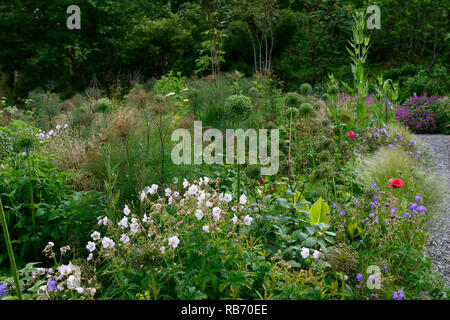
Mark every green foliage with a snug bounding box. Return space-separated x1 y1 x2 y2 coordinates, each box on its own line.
402 64 450 99
0 152 81 269
309 198 330 225
0 129 12 159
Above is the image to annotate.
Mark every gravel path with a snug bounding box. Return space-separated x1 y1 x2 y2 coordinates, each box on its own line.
416 134 450 286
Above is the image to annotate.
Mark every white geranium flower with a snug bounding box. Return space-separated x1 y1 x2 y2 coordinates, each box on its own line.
180 198 185 206
173 191 179 198
165 188 172 197
120 234 130 244
212 207 221 221
143 214 148 223
313 250 321 260
67 275 76 287
206 200 213 208
202 225 210 233
48 241 54 247
195 209 204 220
224 193 232 203
75 287 84 294
183 179 189 188
239 194 247 205
155 203 162 211
300 247 310 259
130 222 139 233
118 216 128 229
149 184 158 194
101 237 115 249
173 177 178 184
87 253 93 261
140 191 147 202
160 246 165 254
203 177 210 185
91 231 101 241
58 265 72 276
188 184 198 195
168 236 180 248
86 241 96 252
123 205 130 216
243 215 253 226
232 215 238 224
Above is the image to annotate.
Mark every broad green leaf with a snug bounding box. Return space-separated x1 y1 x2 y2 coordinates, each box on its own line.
309 197 330 224
301 237 318 247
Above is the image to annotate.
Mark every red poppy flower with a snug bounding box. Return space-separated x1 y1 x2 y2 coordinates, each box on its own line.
388 179 404 188
259 179 264 184
347 131 356 139
286 153 290 157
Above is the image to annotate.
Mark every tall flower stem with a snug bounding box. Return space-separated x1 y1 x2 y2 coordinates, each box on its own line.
235 119 241 201
0 196 23 300
26 150 36 232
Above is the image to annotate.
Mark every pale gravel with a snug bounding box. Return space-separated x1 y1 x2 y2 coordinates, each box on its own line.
416 134 450 286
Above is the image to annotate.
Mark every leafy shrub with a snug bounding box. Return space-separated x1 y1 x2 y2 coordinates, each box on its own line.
395 94 448 133
402 64 449 99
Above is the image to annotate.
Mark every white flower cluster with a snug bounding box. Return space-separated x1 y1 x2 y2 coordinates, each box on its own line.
85 178 255 265
300 247 321 260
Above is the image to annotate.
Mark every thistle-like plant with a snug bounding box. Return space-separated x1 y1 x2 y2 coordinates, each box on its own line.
224 94 252 200
14 128 38 232
299 83 313 95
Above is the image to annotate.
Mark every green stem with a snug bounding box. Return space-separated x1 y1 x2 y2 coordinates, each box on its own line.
26 150 36 233
0 197 23 300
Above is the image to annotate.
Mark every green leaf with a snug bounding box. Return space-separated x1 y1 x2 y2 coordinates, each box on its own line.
301 237 318 247
309 197 330 225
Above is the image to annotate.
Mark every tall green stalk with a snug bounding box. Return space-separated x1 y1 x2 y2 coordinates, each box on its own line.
26 150 36 232
235 119 241 200
0 196 23 300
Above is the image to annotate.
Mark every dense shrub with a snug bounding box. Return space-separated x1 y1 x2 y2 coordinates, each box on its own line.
395 94 448 133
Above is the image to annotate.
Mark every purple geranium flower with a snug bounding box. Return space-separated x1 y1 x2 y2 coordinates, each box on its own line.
393 289 404 300
418 205 426 213
47 280 57 292
0 283 6 296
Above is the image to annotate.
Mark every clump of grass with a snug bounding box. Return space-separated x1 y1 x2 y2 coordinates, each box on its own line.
355 148 443 217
